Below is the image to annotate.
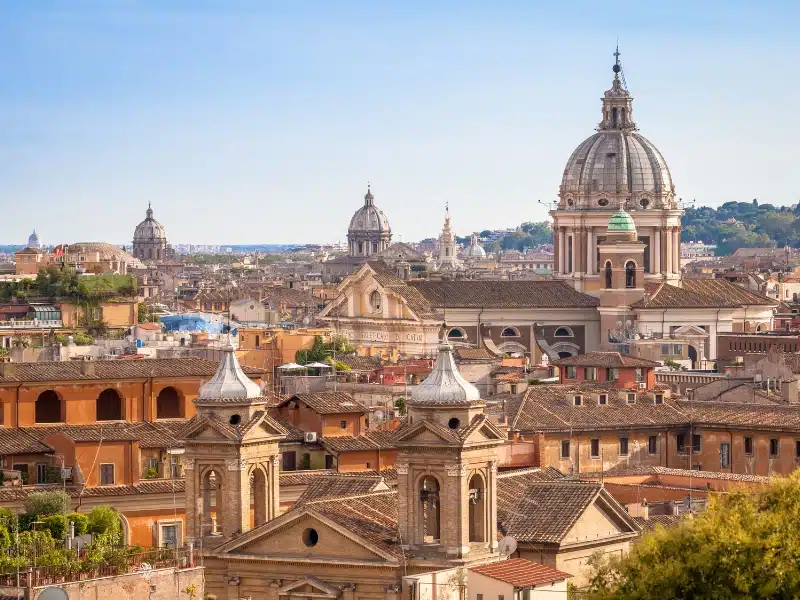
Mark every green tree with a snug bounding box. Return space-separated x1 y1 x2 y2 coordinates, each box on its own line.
23 490 70 517
87 506 121 536
67 512 89 536
586 471 800 599
41 514 69 540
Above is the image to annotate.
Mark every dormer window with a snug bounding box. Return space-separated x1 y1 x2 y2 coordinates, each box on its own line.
573 395 583 406
627 392 636 404
598 393 608 405
654 394 664 405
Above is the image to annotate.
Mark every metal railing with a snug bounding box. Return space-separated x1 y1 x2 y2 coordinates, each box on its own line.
0 319 63 330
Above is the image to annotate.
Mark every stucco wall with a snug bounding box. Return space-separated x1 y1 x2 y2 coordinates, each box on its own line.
31 566 203 600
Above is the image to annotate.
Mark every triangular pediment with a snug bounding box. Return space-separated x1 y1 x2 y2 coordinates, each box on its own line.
181 416 237 442
215 507 397 564
562 492 638 545
394 420 459 445
462 421 506 444
278 576 341 598
240 412 288 442
671 325 709 337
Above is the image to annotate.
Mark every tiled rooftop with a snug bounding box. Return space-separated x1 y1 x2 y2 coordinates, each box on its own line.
410 280 599 309
470 558 571 587
282 392 368 414
553 351 660 368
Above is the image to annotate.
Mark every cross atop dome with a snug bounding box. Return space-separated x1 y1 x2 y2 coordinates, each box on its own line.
364 182 374 206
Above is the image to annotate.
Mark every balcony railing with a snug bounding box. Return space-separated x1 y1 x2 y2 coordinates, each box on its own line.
0 319 63 329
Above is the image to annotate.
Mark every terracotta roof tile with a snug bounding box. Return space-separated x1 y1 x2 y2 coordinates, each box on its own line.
455 348 498 361
0 429 53 454
295 474 389 505
553 352 660 368
633 514 683 532
335 355 381 372
0 357 264 383
282 392 367 414
410 280 599 309
631 282 740 309
683 279 776 306
320 430 396 453
22 422 185 448
470 558 571 587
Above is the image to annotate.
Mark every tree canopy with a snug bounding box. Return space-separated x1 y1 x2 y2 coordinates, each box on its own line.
586 472 800 599
295 335 354 365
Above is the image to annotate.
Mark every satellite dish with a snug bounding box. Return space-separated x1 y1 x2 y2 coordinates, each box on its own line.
374 410 384 420
38 589 68 600
498 535 517 556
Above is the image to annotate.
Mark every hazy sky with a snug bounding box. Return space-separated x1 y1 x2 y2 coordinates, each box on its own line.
1 1 798 245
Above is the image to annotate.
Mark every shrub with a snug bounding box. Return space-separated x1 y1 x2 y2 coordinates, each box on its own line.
18 513 39 532
141 466 159 480
0 508 17 531
24 490 70 517
41 514 69 540
0 524 10 548
68 512 89 536
87 506 121 536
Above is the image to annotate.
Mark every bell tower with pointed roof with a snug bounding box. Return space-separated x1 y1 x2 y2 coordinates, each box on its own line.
394 334 505 563
180 346 287 545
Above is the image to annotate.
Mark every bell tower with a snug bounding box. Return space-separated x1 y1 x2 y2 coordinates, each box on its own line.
180 346 286 545
598 207 646 345
394 339 505 562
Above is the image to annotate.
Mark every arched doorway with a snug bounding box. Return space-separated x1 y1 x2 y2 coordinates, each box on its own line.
251 467 268 528
688 345 698 369
96 389 123 421
35 390 62 423
202 469 224 536
468 474 486 542
156 387 182 419
419 475 440 544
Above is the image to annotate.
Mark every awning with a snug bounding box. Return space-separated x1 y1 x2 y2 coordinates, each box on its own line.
278 363 307 370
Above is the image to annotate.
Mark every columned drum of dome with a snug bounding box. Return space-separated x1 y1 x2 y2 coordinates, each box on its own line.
347 185 392 258
551 48 684 293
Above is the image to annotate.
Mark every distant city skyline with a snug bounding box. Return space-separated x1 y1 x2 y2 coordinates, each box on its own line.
1 1 798 245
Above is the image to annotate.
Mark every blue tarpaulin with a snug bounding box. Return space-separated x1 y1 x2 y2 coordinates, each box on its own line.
159 313 240 337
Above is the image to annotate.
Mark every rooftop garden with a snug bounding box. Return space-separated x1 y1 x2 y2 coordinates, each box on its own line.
0 267 136 303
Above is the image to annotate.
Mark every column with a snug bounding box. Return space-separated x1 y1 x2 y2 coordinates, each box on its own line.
586 228 594 274
558 228 566 274
570 230 577 274
673 228 681 274
648 228 655 274
665 228 673 274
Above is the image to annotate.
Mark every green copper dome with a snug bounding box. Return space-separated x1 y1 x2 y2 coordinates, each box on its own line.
608 208 636 232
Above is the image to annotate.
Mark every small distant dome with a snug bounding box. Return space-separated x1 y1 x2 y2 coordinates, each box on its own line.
608 208 637 233
27 230 40 249
198 346 263 400
466 234 486 258
134 203 167 242
412 342 481 404
348 186 391 235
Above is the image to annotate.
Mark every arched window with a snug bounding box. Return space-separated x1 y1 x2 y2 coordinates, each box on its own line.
554 326 574 338
251 468 268 528
447 328 466 341
96 389 122 421
35 390 62 423
625 261 636 288
156 387 182 419
468 474 486 542
370 290 382 312
500 327 520 338
605 261 613 289
612 107 618 128
419 476 440 543
202 469 224 536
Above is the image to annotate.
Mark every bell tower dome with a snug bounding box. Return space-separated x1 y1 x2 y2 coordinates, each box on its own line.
180 346 287 545
394 337 505 562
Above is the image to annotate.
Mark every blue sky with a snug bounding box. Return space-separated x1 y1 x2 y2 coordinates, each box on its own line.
1 1 798 245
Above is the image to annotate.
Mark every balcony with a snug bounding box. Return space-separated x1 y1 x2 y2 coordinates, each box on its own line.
0 319 63 330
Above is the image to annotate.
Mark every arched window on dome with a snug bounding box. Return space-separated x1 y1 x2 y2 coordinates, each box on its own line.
501 327 520 338
612 107 619 128
625 261 636 288
447 328 467 341
605 261 613 289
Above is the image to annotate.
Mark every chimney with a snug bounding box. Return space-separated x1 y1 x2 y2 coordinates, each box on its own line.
783 379 799 404
80 356 96 377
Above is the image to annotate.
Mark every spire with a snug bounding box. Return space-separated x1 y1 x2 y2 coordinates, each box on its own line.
364 182 374 206
146 202 153 219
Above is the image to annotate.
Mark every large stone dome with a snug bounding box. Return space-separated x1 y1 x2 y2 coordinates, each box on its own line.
558 61 676 212
134 204 167 242
348 187 391 235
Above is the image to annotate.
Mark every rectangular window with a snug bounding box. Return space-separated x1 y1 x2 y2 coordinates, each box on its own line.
36 463 48 484
673 344 683 355
619 437 629 456
770 438 780 458
648 435 658 454
560 440 570 459
635 368 644 382
100 463 115 486
585 367 597 380
692 434 701 453
510 384 518 394
661 344 671 356
565 366 577 379
720 443 731 468
677 433 687 454
608 368 619 381
573 395 583 406
796 440 800 459
655 394 664 405
744 436 754 456
282 451 297 471
627 393 636 404
590 439 600 458
598 393 608 405
161 524 178 549
477 596 483 600
340 420 347 429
